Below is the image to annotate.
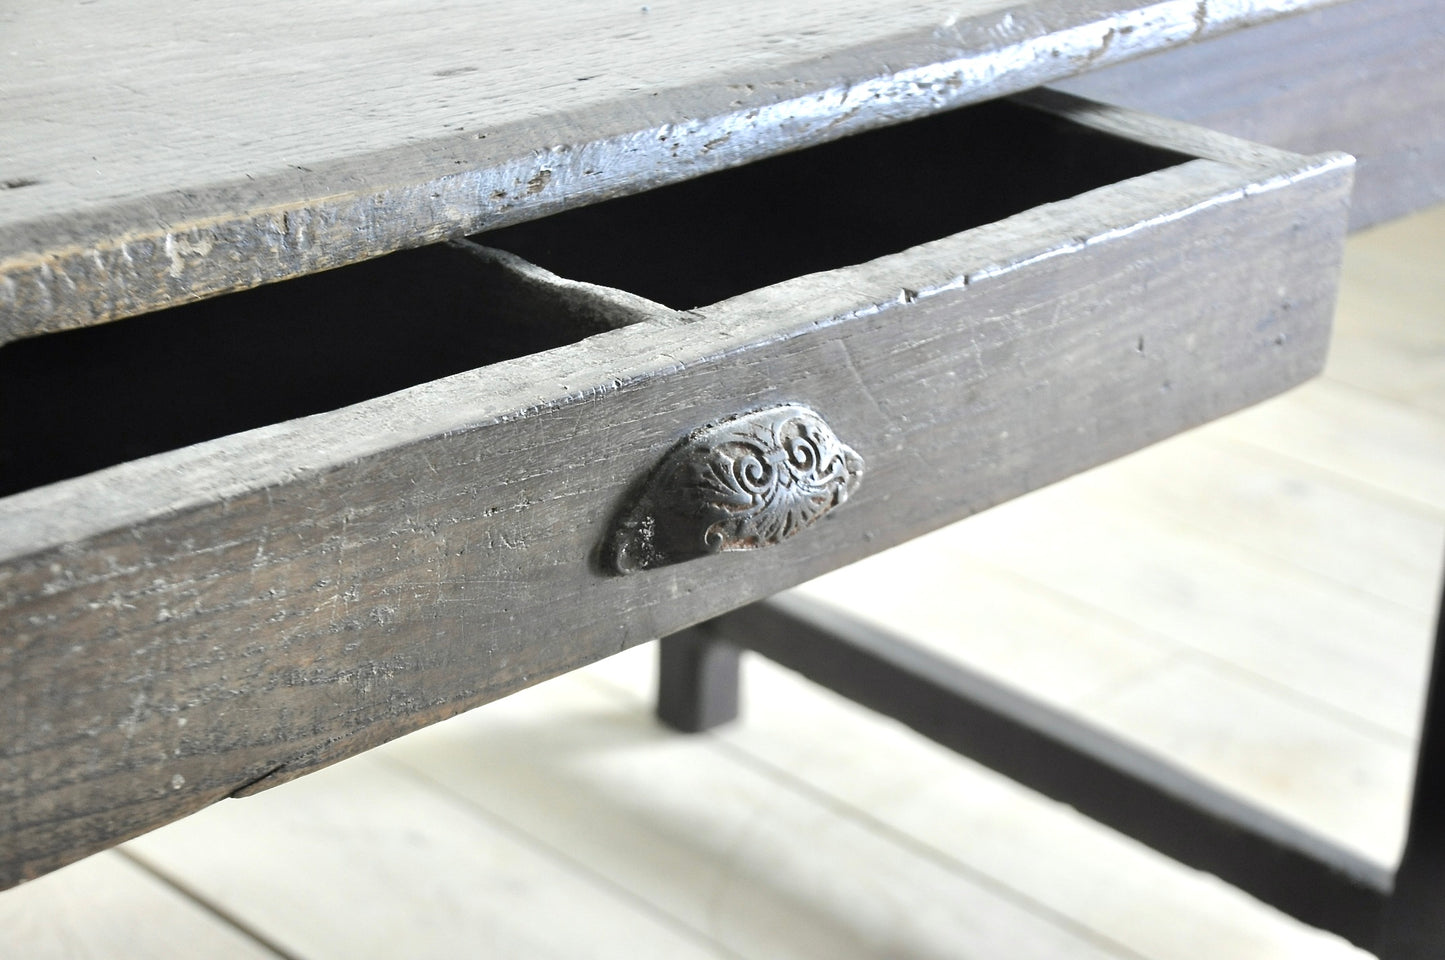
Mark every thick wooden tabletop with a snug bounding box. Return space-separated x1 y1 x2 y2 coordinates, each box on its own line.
0 0 1339 343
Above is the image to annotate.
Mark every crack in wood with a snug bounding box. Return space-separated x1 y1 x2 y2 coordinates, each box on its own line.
227 764 288 799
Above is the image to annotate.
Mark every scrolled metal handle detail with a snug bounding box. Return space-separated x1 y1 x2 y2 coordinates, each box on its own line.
605 404 863 574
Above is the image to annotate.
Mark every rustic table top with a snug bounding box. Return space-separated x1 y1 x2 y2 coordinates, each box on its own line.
0 0 1340 343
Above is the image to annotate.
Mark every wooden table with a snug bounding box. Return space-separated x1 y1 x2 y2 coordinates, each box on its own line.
3 1 1442 955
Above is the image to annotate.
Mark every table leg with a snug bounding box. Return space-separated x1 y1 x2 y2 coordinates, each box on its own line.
1375 561 1445 958
655 625 741 733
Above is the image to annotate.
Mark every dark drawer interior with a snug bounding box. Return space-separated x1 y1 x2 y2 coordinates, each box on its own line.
0 97 1189 498
0 245 606 496
476 98 1189 309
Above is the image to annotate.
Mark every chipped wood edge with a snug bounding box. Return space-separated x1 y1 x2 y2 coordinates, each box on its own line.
1014 87 1322 169
0 0 1348 343
446 241 674 330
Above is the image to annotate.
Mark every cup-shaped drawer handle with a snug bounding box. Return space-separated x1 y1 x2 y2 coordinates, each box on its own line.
606 403 863 574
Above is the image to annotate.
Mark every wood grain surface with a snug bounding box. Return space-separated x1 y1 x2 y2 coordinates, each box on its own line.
0 0 1341 341
0 98 1353 886
1058 0 1445 229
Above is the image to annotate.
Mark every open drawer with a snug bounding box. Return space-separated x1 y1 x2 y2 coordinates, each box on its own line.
0 90 1353 886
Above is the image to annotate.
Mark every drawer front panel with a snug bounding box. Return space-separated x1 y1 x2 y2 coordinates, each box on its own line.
0 94 1354 886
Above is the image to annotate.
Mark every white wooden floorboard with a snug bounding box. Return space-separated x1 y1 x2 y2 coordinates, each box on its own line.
122 749 733 960
1331 208 1445 353
783 506 1422 863
1081 657 1413 862
1325 205 1445 417
380 671 1134 960
0 852 281 960
933 491 1433 739
1212 378 1445 515
1056 433 1445 615
791 536 1181 711
581 647 1374 960
1328 331 1445 419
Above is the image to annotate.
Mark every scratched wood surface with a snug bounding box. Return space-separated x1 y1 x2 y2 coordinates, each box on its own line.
0 98 1352 886
0 0 1344 342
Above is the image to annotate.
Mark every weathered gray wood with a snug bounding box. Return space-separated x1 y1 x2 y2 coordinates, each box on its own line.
1057 0 1445 229
0 0 1344 343
0 98 1353 886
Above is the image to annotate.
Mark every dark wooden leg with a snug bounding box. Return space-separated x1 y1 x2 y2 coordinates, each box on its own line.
655 624 741 733
1375 565 1445 959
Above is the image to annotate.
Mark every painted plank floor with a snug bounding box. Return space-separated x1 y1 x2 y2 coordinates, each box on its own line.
5 204 1442 959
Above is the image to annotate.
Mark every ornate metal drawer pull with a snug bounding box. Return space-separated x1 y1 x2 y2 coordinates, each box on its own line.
606 404 863 574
